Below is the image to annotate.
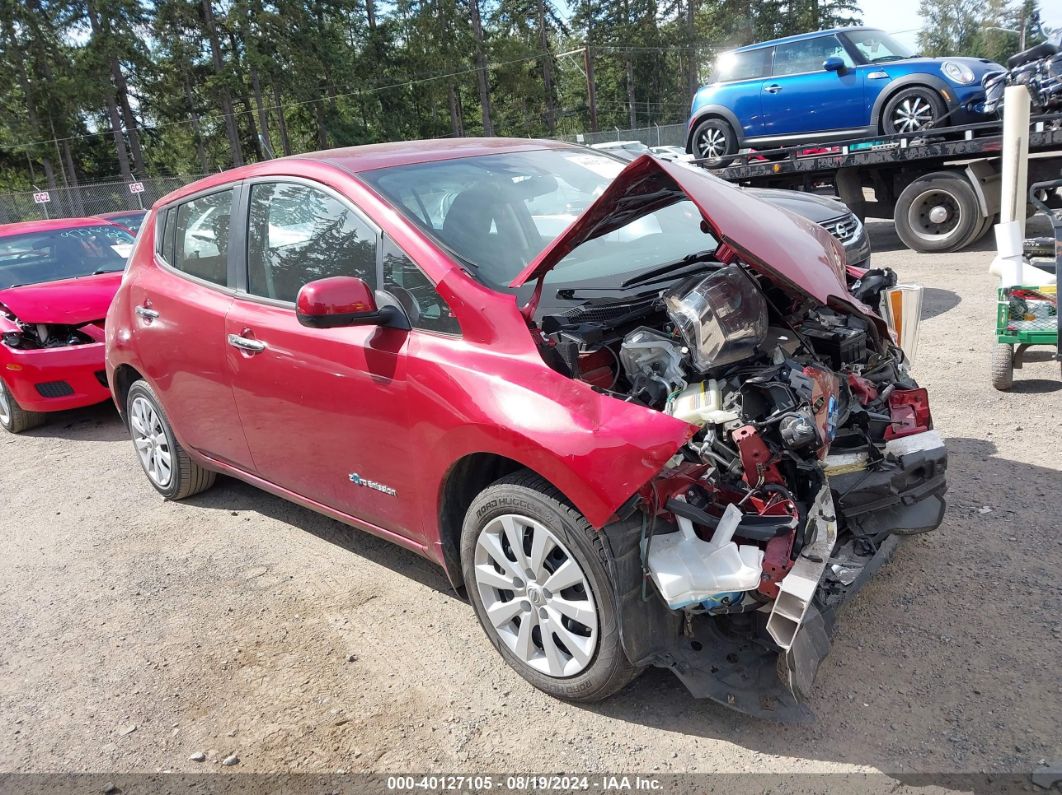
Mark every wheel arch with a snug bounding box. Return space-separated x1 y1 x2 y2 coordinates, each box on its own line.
436 453 577 593
111 363 146 423
685 106 743 153
872 75 954 133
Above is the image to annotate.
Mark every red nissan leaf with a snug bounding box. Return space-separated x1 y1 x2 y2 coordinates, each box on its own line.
0 218 133 433
106 140 947 719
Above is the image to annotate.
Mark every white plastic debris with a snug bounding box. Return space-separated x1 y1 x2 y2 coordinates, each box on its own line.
646 503 763 610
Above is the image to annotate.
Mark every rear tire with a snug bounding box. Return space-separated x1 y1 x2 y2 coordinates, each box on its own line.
991 343 1014 391
690 118 738 167
894 172 981 253
0 378 46 434
125 380 216 499
460 470 640 703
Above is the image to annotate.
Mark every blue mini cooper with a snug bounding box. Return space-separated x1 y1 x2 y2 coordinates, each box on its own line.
687 27 1003 165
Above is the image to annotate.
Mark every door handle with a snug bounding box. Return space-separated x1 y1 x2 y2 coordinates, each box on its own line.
227 333 267 353
764 84 782 94
135 305 159 320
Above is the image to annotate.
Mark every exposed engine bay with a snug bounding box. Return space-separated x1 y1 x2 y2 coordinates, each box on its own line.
534 260 948 719
0 318 101 350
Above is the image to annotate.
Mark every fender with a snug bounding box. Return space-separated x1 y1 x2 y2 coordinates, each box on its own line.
685 105 745 153
404 335 695 536
870 73 958 131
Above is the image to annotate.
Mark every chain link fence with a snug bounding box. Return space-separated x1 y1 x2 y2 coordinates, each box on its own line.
557 122 688 150
0 176 206 225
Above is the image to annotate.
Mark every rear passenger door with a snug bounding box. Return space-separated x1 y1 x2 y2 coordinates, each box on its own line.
129 186 255 470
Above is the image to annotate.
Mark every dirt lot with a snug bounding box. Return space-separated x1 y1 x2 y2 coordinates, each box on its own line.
1 221 1059 779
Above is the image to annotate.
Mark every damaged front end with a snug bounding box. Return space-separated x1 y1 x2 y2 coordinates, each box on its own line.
521 156 948 720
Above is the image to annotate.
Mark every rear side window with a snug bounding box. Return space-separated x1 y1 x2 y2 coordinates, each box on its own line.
172 190 233 287
712 49 770 82
772 36 853 76
246 182 378 303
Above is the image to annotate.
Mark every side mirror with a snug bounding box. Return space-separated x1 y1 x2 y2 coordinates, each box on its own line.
296 276 406 330
823 56 846 73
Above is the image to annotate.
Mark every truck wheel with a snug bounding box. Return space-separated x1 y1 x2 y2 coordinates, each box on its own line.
882 87 945 134
991 343 1014 391
895 172 981 253
964 213 996 248
461 470 640 702
690 118 737 167
0 377 46 434
126 380 216 499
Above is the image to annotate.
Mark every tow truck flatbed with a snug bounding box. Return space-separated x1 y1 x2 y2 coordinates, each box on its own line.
691 115 1062 253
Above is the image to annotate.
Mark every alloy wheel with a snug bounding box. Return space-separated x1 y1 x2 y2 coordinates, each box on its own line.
697 127 729 159
892 96 934 133
130 395 173 487
0 381 10 426
473 513 598 678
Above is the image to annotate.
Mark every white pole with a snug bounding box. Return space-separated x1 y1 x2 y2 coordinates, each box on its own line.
999 84 1031 229
991 85 1033 286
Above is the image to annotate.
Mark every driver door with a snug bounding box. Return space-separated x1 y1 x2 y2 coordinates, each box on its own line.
760 35 864 136
224 179 420 540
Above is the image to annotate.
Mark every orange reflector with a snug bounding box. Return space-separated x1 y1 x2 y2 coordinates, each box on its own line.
5 363 23 371
773 164 781 173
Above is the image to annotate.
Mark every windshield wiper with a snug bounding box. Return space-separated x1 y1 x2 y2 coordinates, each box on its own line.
90 267 125 275
871 55 909 63
620 252 719 289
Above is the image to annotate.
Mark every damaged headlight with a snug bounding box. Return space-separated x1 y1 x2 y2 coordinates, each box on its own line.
664 265 768 370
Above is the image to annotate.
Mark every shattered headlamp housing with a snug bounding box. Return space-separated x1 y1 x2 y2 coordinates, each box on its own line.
664 265 768 371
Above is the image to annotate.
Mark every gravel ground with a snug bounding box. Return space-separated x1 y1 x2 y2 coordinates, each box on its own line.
1 221 1059 779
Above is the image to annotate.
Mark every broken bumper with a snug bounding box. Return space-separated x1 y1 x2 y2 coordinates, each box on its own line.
607 429 947 721
0 341 111 413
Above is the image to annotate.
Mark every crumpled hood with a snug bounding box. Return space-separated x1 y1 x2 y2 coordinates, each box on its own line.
510 154 859 309
0 272 122 325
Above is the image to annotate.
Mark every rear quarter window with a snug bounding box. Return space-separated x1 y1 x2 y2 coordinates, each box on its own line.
712 49 771 83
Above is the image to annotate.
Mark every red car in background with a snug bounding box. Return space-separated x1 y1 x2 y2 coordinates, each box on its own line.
0 218 132 433
97 209 148 235
106 140 946 718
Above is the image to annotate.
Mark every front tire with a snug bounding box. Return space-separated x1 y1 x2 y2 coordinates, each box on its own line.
690 117 738 167
0 377 46 434
126 380 216 499
461 471 639 702
882 87 946 135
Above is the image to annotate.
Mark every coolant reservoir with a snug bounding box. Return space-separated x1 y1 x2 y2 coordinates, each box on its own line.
646 504 764 610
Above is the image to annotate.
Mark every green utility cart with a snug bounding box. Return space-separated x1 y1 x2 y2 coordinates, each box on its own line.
992 179 1061 391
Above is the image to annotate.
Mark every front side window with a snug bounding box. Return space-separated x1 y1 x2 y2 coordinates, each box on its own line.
0 224 133 289
712 49 771 83
246 182 377 303
772 36 853 76
172 190 233 286
382 236 460 335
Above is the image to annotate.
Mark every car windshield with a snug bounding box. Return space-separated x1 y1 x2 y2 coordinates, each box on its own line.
0 224 134 289
107 212 146 233
361 148 716 292
842 29 915 63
